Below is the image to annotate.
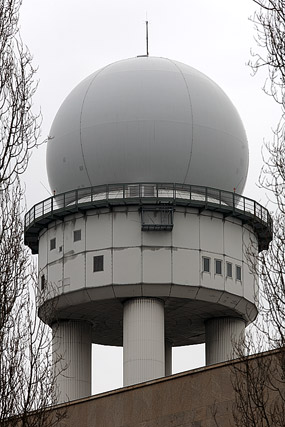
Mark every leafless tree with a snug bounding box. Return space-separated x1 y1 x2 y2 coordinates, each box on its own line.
231 334 285 427
0 1 64 425
0 0 41 189
228 1 285 425
0 182 65 427
250 0 285 351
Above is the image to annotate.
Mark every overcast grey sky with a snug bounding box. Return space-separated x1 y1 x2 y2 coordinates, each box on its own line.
19 1 280 394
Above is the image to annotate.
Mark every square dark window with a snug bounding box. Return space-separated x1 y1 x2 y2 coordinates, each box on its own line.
93 255 104 272
226 262 233 278
74 229 81 242
203 257 210 273
215 259 222 275
236 265 242 281
50 238 56 251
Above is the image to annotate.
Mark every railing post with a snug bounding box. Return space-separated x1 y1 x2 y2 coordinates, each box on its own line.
233 192 235 212
51 196 53 214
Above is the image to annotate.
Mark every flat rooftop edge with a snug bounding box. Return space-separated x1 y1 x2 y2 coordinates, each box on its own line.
44 347 282 410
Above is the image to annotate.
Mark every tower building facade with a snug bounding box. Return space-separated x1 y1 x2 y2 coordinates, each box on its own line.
24 57 272 402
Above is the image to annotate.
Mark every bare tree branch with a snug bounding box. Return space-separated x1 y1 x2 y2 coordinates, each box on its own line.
0 1 65 425
230 1 285 425
0 0 41 190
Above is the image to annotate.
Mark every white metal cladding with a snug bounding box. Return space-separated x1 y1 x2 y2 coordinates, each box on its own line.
123 298 165 386
39 207 256 295
46 57 248 196
52 320 92 403
205 317 246 365
37 205 258 347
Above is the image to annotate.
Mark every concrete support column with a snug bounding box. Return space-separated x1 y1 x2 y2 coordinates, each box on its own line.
123 298 165 386
165 340 172 376
52 320 92 403
205 317 245 365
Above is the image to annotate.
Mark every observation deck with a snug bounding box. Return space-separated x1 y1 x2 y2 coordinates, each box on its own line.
24 183 272 254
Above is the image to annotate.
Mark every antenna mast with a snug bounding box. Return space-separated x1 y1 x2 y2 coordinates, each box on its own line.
146 20 149 56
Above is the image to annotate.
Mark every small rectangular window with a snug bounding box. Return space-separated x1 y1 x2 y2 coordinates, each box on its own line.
93 255 104 272
41 275 46 291
215 259 222 275
226 262 233 278
203 257 210 273
50 238 56 251
236 265 242 281
74 229 81 242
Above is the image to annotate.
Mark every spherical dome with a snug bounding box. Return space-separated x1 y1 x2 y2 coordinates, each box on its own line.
47 56 249 195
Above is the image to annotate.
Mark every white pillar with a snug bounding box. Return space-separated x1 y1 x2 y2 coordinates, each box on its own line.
165 340 172 376
52 320 92 403
205 317 245 365
123 298 165 386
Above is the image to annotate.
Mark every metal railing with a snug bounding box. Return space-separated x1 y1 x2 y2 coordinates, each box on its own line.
24 183 273 253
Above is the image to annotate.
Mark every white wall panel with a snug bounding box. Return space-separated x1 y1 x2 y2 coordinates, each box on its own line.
224 220 242 259
200 215 223 254
172 249 199 285
64 253 85 291
243 264 256 303
63 220 73 253
47 261 63 291
142 248 171 283
113 248 141 284
172 210 199 249
86 212 112 250
113 210 141 247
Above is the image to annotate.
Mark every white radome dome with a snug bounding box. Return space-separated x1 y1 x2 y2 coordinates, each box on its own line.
47 56 249 194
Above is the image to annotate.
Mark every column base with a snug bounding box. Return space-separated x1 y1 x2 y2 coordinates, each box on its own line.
205 317 245 365
52 320 92 402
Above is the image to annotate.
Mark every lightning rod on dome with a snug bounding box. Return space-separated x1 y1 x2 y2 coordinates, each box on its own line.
146 20 149 56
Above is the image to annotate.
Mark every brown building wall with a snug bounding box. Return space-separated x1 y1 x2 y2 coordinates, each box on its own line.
52 360 237 427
